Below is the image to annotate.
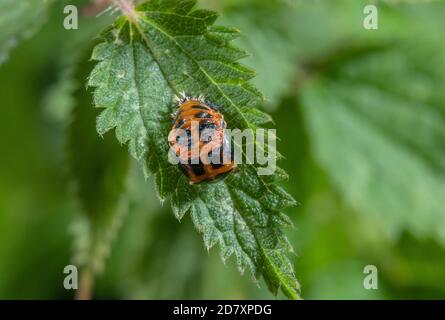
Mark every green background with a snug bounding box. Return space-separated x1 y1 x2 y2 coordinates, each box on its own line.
0 0 444 299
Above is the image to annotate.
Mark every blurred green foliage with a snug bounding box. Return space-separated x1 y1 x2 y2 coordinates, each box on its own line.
0 0 445 299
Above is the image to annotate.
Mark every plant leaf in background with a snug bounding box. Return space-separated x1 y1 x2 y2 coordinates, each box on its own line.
43 6 115 125
26 0 127 299
300 3 445 243
0 0 75 299
88 0 299 299
212 0 300 110
211 0 401 110
0 0 52 65
68 55 130 299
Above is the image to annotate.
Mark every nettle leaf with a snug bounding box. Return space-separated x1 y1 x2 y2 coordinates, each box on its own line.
0 0 51 65
301 41 445 244
88 0 299 299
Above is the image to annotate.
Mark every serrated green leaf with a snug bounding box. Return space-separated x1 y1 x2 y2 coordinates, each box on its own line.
89 0 299 299
0 0 51 65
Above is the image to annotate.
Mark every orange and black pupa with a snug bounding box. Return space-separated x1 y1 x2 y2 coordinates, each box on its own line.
168 93 236 184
